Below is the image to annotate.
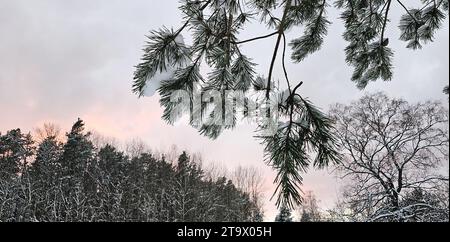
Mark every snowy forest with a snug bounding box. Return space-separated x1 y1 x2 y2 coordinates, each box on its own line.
0 119 264 222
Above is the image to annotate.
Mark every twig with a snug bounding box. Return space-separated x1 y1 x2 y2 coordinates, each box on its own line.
380 0 392 45
266 0 293 99
234 31 279 44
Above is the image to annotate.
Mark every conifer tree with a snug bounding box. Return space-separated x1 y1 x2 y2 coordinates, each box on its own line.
299 191 321 222
28 136 62 221
173 152 198 222
29 136 62 184
275 205 293 222
0 129 34 180
60 119 96 221
94 145 128 221
133 0 342 209
61 119 94 179
133 1 448 209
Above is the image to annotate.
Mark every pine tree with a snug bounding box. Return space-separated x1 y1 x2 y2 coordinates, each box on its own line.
0 129 34 221
0 177 17 221
400 188 449 222
152 155 176 221
275 205 293 222
29 136 62 183
27 136 62 221
59 119 96 221
61 119 94 178
133 0 342 210
299 191 321 222
94 145 128 221
195 179 222 222
0 129 34 180
253 210 264 222
173 152 196 222
121 152 148 221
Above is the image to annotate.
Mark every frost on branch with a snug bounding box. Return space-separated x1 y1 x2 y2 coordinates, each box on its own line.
141 35 188 97
132 0 340 209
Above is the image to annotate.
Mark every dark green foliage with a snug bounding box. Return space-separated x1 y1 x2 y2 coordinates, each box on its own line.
290 0 330 62
61 119 95 178
260 95 340 207
29 137 61 180
27 137 62 221
133 0 342 210
275 205 293 222
159 64 203 124
336 0 448 88
352 42 394 89
0 120 262 222
0 129 34 180
133 28 190 96
399 6 446 50
231 54 256 92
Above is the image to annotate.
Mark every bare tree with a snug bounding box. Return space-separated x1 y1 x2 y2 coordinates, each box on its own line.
89 131 118 149
232 166 265 213
204 162 228 182
165 145 181 165
125 138 150 158
34 123 61 142
297 191 322 222
330 92 449 222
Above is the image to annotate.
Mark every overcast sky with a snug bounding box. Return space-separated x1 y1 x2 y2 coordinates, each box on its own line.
0 0 448 220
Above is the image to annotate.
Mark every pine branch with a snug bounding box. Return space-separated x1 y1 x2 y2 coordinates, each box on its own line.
266 0 293 99
177 0 213 37
233 31 279 44
380 0 392 46
281 33 292 92
290 0 329 63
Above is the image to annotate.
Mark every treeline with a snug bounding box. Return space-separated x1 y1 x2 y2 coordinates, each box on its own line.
0 119 263 222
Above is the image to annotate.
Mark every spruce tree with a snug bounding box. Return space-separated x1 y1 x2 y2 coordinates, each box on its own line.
94 145 128 221
29 136 62 184
122 153 147 221
0 129 34 221
28 136 62 221
173 152 197 222
97 145 126 181
0 129 34 180
153 155 176 221
275 205 293 222
60 119 96 221
61 119 94 178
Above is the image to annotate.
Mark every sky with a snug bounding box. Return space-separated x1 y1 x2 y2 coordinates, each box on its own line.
0 0 449 220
